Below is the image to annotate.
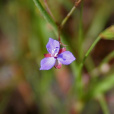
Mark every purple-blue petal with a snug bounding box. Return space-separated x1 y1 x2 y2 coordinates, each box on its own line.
46 38 60 55
57 51 76 65
40 57 56 70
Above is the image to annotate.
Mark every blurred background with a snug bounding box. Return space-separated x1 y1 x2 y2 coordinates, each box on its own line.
0 0 114 114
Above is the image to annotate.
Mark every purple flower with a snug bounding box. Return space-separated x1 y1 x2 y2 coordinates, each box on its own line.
40 38 76 70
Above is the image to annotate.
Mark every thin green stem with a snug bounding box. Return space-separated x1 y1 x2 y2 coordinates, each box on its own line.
83 36 101 64
60 0 81 29
78 0 84 62
75 0 84 99
79 36 100 74
60 6 76 28
76 36 101 98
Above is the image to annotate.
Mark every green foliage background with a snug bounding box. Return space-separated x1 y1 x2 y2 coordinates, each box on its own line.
0 0 114 114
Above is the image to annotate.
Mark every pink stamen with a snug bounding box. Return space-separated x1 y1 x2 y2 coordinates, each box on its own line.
44 53 52 57
58 47 66 54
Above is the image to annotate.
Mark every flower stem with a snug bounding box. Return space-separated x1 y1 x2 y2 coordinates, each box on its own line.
60 6 76 29
80 36 100 70
60 0 81 29
77 36 101 98
83 36 101 64
78 0 84 62
76 0 84 98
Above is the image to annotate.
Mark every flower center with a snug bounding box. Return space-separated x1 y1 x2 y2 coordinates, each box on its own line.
51 48 59 57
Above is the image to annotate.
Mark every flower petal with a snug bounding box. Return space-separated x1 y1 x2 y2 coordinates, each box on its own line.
57 51 76 65
46 38 60 55
40 57 56 70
